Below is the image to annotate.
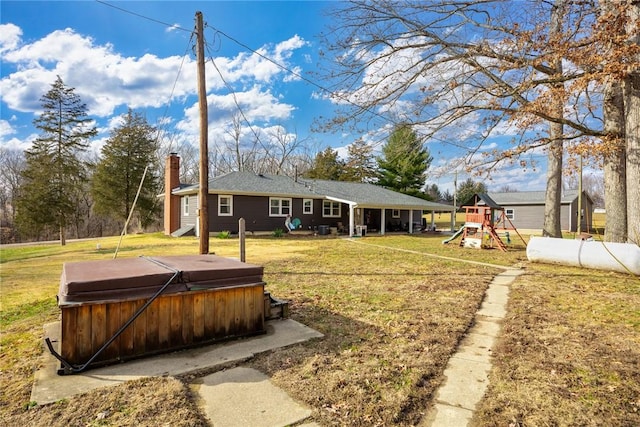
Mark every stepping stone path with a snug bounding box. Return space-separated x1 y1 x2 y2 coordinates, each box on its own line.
421 268 523 426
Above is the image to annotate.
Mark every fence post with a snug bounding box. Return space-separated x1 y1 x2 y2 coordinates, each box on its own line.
239 218 246 262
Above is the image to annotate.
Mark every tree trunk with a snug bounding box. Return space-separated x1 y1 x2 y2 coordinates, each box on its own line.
59 224 66 246
543 124 564 237
542 0 565 238
624 1 640 244
603 72 627 242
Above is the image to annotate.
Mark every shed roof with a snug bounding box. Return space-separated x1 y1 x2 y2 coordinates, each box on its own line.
486 190 586 205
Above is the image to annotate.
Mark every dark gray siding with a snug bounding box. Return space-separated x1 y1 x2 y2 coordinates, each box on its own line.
205 194 349 233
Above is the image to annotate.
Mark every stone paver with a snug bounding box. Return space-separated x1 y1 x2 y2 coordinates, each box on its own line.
421 268 523 426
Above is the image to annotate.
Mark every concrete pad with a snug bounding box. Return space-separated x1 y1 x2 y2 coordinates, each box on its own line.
435 358 492 410
31 319 323 405
472 318 501 336
195 367 311 427
455 332 496 363
483 284 510 304
476 300 507 319
422 403 474 427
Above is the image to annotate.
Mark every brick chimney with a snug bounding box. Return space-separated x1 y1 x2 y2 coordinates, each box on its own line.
164 153 181 235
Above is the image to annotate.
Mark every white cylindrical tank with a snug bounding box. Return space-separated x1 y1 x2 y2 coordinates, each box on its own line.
527 237 640 275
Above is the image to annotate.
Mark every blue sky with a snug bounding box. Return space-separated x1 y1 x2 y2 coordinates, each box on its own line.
1 1 564 193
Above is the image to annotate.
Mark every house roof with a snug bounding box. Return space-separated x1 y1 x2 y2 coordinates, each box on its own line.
486 190 590 206
299 178 455 210
174 171 456 212
175 172 317 198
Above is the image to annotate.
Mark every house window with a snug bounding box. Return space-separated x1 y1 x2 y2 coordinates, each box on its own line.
303 199 313 215
323 200 341 217
218 195 233 216
392 209 400 218
505 208 515 220
270 197 292 216
183 197 189 216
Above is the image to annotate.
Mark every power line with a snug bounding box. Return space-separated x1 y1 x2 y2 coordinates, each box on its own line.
92 3 498 157
204 42 270 155
156 32 195 154
95 0 192 33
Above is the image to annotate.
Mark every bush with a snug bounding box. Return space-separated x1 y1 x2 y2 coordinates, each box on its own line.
272 228 284 237
217 230 231 239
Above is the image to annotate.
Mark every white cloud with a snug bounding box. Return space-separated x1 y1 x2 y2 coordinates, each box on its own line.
1 25 310 158
0 120 15 138
0 23 22 55
1 28 193 116
1 27 307 119
166 24 182 33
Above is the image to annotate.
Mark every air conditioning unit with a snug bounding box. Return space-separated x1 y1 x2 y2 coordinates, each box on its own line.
355 225 367 237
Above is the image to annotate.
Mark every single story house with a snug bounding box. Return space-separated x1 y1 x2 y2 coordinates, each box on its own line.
163 154 456 237
473 190 594 232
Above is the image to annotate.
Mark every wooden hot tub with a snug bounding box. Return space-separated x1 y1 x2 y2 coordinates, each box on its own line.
49 255 266 374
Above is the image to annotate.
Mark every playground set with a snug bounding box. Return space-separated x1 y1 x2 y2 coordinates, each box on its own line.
443 194 525 251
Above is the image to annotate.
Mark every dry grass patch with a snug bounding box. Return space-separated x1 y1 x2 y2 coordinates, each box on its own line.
4 376 208 427
1 233 508 426
249 237 505 425
473 263 640 427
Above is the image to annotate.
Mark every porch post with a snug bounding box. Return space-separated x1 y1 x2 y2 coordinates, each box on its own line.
409 210 414 233
349 204 355 236
381 209 386 235
431 211 435 230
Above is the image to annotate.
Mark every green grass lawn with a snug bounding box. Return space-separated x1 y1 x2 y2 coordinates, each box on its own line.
1 232 638 426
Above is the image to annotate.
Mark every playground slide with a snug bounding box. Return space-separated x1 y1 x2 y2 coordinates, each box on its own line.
442 225 464 244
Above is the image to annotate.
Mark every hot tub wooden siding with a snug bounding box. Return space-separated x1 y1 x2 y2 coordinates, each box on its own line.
56 256 265 368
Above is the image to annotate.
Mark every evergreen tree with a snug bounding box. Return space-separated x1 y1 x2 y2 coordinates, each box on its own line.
304 147 345 180
424 183 442 202
342 138 377 182
92 109 161 230
456 178 488 206
376 124 432 195
16 76 96 244
441 189 454 203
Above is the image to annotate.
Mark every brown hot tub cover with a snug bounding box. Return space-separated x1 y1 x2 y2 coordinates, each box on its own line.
58 255 264 305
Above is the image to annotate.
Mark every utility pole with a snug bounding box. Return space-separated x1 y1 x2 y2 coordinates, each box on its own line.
452 170 458 231
577 155 583 234
196 11 209 254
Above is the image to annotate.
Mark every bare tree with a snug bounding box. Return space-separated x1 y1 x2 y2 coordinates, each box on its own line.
0 147 25 242
497 185 519 193
319 0 637 240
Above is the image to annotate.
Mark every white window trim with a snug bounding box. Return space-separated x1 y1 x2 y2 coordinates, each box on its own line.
183 196 189 216
505 208 515 220
269 197 292 217
218 195 233 216
322 200 341 218
392 209 400 218
303 198 313 215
